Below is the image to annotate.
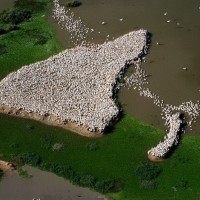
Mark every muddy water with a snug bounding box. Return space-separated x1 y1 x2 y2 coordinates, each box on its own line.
0 0 14 11
1 0 199 132
52 0 200 133
0 166 106 200
1 0 200 132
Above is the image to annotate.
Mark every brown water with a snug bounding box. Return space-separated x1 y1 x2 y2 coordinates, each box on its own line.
1 0 200 132
0 0 14 11
52 0 200 133
0 166 106 200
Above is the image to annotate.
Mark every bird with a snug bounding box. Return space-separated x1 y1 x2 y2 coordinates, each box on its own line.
182 67 188 70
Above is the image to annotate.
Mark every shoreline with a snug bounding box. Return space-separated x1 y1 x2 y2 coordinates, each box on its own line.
0 104 103 138
0 160 16 172
0 165 110 200
147 154 164 162
0 30 148 136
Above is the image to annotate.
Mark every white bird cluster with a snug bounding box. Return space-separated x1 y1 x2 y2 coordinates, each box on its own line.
124 63 148 89
148 112 182 158
162 101 200 129
126 79 200 130
139 88 165 108
52 0 89 45
139 87 200 128
0 30 148 133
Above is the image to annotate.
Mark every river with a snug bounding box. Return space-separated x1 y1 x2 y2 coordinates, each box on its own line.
0 0 14 11
0 166 106 200
52 0 200 133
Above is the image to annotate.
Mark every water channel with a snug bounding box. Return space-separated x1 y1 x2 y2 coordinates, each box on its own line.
0 166 106 200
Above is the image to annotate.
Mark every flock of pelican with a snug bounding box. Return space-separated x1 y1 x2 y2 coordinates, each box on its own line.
0 0 199 159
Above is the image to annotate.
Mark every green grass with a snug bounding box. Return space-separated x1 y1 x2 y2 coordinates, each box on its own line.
0 0 63 79
18 167 32 178
0 113 200 199
0 0 200 199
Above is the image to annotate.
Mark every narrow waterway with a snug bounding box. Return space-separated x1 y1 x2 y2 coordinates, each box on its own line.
0 166 107 200
0 0 14 11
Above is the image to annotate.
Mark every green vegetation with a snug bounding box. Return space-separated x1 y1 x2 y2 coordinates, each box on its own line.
135 162 162 181
0 0 63 79
18 167 32 178
66 1 82 8
140 180 157 190
40 162 117 193
52 143 64 151
18 152 41 165
0 8 32 25
14 0 47 12
0 0 200 199
135 162 161 190
86 142 99 151
0 44 7 55
0 113 200 199
175 179 190 191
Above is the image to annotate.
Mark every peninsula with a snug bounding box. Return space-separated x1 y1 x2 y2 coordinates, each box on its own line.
0 30 148 136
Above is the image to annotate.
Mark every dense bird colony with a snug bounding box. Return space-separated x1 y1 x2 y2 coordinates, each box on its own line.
52 0 200 136
126 81 200 130
124 63 148 89
0 30 148 133
124 56 200 159
126 72 200 158
0 0 199 159
53 0 89 45
148 113 183 158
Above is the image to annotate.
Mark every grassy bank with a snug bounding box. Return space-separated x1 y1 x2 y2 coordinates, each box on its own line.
0 0 63 79
0 0 200 200
0 114 200 199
